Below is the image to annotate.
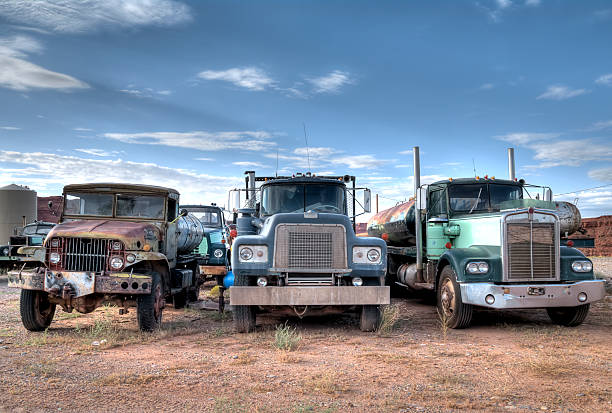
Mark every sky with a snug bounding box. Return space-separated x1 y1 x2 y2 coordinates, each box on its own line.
0 0 611 220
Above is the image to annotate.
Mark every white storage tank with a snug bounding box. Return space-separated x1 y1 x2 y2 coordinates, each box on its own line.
0 184 37 244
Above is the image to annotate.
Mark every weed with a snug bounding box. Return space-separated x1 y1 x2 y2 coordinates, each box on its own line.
301 372 349 395
273 321 301 351
96 372 166 386
277 351 302 364
232 352 256 365
436 308 450 342
377 304 401 336
24 328 49 346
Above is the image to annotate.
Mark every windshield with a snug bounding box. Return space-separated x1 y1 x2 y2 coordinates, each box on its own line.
260 184 346 216
23 224 54 236
189 210 222 228
116 194 165 219
449 184 522 213
65 193 113 216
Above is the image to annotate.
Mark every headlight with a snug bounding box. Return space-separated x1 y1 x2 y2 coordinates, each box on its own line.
126 253 136 263
352 277 363 286
49 252 61 264
50 238 60 248
1 247 8 256
353 246 382 264
239 247 253 261
571 260 592 273
214 249 224 258
112 241 123 251
238 245 267 263
110 256 124 270
466 261 489 274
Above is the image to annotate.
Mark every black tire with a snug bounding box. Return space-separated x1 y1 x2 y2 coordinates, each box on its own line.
547 304 590 327
137 272 164 332
360 305 380 332
437 265 473 329
20 289 56 332
233 272 255 333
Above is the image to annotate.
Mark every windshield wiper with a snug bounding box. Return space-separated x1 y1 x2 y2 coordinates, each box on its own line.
469 187 483 214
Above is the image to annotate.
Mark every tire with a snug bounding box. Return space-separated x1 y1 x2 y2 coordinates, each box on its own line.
547 304 590 327
360 305 380 332
137 272 164 332
437 265 473 329
233 272 255 333
187 265 202 302
20 289 56 332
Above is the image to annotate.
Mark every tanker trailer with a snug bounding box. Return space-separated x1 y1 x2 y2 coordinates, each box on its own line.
370 147 605 329
8 183 206 332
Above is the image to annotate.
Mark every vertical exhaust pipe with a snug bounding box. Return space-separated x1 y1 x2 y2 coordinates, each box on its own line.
247 171 256 209
508 148 515 181
414 146 423 280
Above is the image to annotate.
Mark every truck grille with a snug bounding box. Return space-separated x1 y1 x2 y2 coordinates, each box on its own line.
506 223 557 280
274 224 347 270
48 237 124 273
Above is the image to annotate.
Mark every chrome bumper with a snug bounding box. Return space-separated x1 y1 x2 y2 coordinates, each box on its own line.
460 280 606 309
230 286 390 306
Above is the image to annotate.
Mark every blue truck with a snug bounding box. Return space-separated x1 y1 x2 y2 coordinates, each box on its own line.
229 172 390 332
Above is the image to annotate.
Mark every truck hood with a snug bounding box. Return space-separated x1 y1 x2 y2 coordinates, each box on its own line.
45 219 162 249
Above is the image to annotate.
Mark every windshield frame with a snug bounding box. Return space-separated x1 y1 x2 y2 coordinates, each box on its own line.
260 183 348 217
448 183 523 215
62 191 168 221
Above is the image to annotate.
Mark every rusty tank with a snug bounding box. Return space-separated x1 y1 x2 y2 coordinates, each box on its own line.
554 201 582 236
367 200 417 247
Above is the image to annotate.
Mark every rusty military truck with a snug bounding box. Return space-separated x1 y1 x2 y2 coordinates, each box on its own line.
8 183 205 332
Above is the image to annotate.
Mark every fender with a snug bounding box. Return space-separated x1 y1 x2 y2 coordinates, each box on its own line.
436 245 503 283
16 246 46 263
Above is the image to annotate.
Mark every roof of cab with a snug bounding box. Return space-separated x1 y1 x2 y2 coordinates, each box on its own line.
261 176 346 186
430 177 522 186
63 183 179 196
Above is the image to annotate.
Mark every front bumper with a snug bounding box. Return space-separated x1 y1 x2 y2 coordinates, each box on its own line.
199 265 227 277
460 280 606 309
230 286 390 306
8 268 152 297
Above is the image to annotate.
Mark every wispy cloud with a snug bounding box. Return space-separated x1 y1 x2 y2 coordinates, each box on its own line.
232 161 267 168
307 70 354 94
479 83 494 90
0 126 20 130
74 148 119 157
595 73 612 86
525 0 540 6
102 130 276 152
526 139 612 168
585 120 612 131
495 132 560 145
119 86 173 98
0 35 89 91
73 127 93 132
0 0 192 34
588 166 612 182
197 67 275 91
536 85 589 100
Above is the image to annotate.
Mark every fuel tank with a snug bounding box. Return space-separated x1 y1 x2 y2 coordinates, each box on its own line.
367 200 416 247
176 214 205 254
555 201 582 236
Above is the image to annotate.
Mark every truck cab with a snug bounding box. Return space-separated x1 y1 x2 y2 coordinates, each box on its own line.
230 173 389 332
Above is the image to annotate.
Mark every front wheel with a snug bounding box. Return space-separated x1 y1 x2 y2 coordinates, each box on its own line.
547 304 590 327
437 265 473 329
137 272 164 332
20 289 56 332
360 305 380 332
233 273 255 333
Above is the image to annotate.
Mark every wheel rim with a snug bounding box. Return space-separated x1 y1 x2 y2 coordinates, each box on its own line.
34 293 53 323
440 278 456 317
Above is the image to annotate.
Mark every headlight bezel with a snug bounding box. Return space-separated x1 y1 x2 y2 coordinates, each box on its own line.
213 249 224 258
109 256 124 270
466 261 489 274
49 252 61 264
571 260 592 273
353 246 382 264
238 245 268 263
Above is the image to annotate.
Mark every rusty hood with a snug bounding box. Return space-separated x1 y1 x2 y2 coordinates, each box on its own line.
45 219 163 248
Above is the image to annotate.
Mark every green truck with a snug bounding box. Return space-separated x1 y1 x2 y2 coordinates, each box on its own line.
368 147 606 328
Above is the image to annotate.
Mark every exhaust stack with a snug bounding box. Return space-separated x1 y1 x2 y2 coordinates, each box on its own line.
508 148 515 180
414 146 423 280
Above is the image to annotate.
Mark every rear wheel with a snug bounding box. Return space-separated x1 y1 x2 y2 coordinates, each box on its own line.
20 289 56 332
547 304 590 327
233 273 255 333
137 272 164 332
437 265 473 329
360 305 380 332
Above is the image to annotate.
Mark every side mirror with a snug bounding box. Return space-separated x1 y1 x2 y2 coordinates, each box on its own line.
416 187 427 210
363 189 371 213
180 209 188 217
48 201 53 209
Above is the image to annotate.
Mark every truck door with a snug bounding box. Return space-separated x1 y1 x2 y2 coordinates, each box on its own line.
426 185 449 259
166 198 178 265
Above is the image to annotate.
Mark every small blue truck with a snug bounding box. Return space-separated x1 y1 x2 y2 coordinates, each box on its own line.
230 172 390 332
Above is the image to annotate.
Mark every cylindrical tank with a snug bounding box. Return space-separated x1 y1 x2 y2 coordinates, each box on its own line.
367 200 416 246
555 201 582 236
176 214 205 254
236 208 257 236
0 184 37 245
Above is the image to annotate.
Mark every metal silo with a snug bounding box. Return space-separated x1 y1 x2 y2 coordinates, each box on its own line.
0 184 37 244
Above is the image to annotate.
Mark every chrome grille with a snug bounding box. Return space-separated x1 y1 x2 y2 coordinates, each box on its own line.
506 223 557 280
274 224 347 270
48 237 122 273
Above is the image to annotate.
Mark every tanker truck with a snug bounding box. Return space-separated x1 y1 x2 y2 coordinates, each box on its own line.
230 172 389 332
8 183 205 332
368 147 606 328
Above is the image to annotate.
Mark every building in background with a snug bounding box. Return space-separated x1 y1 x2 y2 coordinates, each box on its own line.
0 184 37 244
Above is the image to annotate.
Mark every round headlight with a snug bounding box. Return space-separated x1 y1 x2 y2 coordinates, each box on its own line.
367 248 380 262
126 253 136 263
50 238 60 248
577 292 588 303
466 262 479 274
571 261 584 272
110 256 124 270
112 241 122 251
582 261 593 272
239 247 253 261
478 262 489 273
352 277 363 286
257 277 268 287
214 249 224 258
485 294 495 305
49 252 61 264
2 247 8 256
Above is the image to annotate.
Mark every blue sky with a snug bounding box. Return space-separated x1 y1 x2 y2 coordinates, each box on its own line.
0 0 611 219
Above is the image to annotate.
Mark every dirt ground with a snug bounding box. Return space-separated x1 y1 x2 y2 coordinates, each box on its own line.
0 260 610 413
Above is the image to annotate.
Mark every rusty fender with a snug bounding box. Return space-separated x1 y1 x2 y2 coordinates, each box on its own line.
16 246 46 263
199 265 227 277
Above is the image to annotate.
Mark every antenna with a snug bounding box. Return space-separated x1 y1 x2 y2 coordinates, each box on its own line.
275 149 279 178
472 158 477 177
303 122 311 172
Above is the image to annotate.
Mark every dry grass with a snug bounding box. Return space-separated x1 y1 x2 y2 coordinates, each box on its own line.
377 304 401 336
231 352 256 365
277 352 302 364
96 372 167 386
273 322 302 351
301 371 350 395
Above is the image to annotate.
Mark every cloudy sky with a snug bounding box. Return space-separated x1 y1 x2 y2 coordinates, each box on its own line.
0 0 611 219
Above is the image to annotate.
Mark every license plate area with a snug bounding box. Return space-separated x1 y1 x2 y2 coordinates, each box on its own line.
528 287 545 296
